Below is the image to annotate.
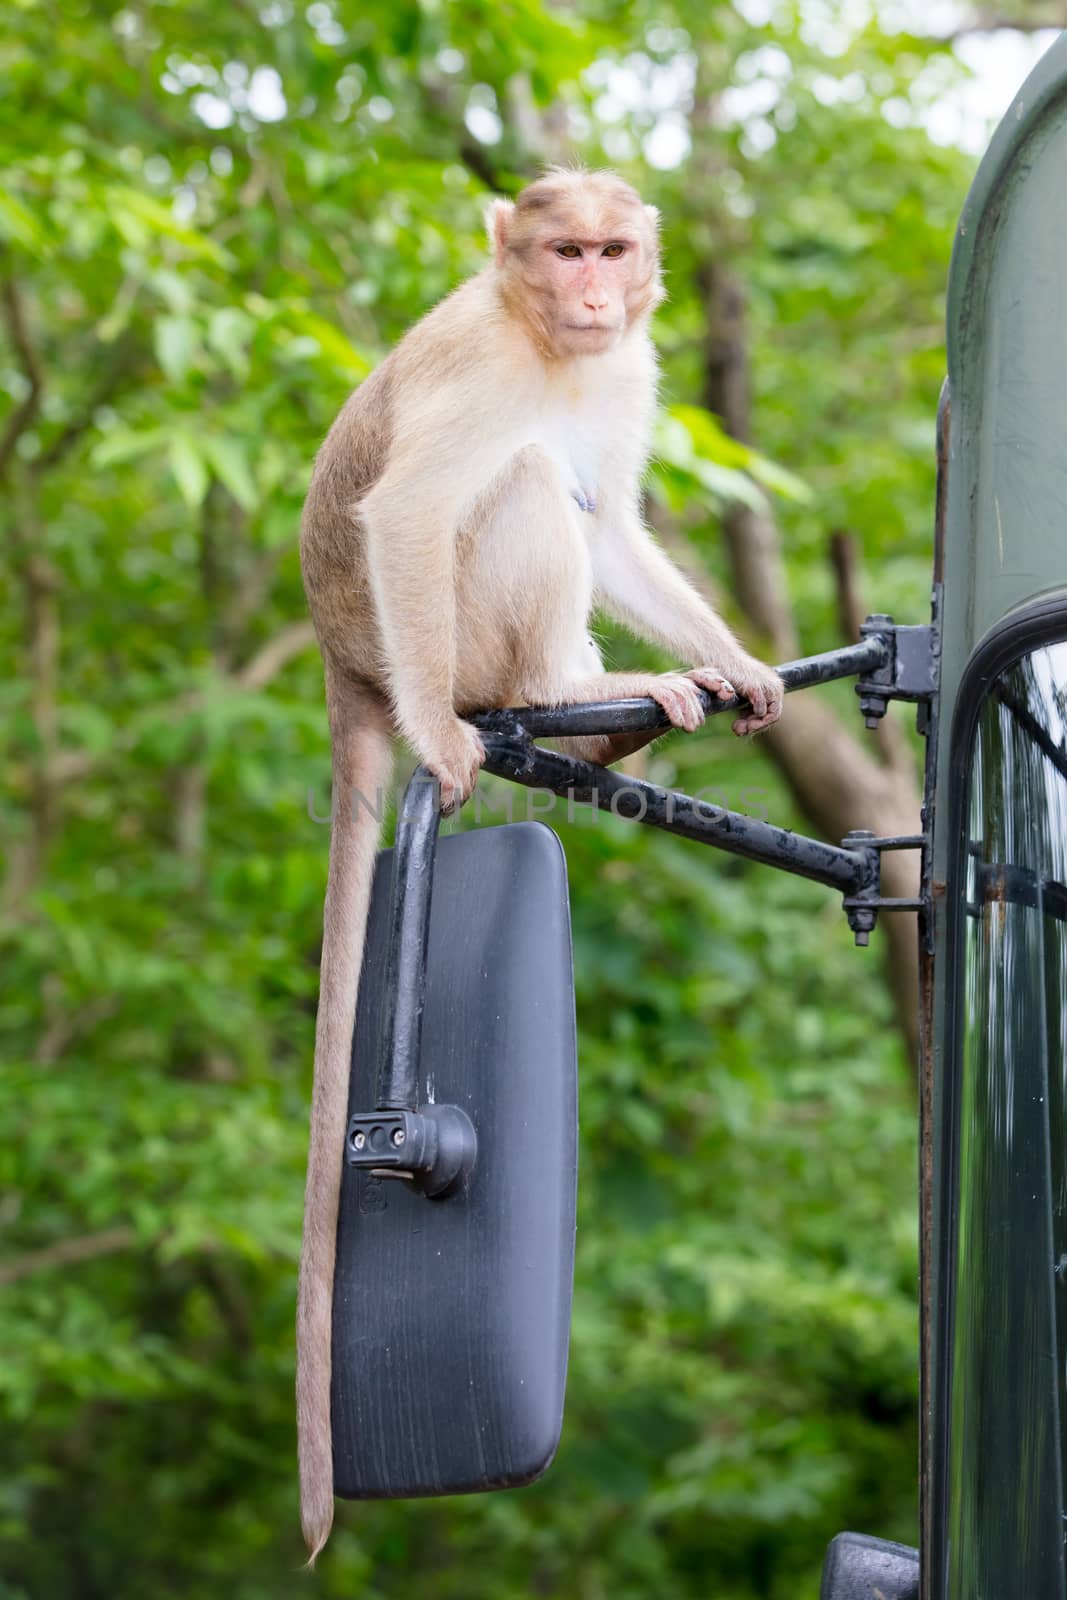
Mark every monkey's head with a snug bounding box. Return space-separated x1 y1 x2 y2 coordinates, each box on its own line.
487 168 664 360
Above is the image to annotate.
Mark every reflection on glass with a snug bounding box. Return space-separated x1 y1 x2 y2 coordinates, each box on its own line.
947 643 1067 1600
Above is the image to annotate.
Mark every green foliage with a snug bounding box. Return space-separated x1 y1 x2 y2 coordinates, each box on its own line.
0 0 982 1594
654 403 813 514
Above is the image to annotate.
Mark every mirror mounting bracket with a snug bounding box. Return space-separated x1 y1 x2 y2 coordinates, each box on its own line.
841 832 929 946
345 1103 477 1198
855 616 939 727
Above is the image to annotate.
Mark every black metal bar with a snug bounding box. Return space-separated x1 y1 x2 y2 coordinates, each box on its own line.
375 769 442 1111
474 636 890 742
370 630 910 1120
967 860 1067 924
851 897 926 911
480 729 872 896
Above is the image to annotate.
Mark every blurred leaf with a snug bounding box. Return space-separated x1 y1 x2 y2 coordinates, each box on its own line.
654 413 768 510
89 427 167 468
106 186 233 267
168 433 209 507
0 184 49 253
154 314 200 383
206 306 254 378
203 434 258 510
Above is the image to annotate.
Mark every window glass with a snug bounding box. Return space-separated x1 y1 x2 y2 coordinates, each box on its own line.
947 642 1067 1599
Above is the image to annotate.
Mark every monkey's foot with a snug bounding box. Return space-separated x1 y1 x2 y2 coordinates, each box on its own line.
715 657 785 736
422 719 486 814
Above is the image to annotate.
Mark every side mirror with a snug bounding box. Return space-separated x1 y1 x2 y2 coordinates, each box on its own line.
331 819 578 1498
820 1533 919 1600
937 632 1067 1595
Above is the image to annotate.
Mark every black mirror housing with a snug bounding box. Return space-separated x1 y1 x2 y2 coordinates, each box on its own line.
331 822 578 1499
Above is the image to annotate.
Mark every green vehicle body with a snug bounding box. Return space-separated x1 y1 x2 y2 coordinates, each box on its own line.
926 28 1067 1600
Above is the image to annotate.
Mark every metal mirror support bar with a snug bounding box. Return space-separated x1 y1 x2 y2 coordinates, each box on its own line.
376 774 442 1111
478 728 873 897
346 774 478 1198
494 636 891 741
346 619 934 1187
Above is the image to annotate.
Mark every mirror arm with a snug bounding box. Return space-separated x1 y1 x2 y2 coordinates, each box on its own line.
344 622 938 1179
345 768 477 1198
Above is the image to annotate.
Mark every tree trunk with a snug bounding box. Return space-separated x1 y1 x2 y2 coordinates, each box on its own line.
700 261 923 1070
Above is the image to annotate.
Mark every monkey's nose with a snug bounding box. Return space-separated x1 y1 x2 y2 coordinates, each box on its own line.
583 296 608 312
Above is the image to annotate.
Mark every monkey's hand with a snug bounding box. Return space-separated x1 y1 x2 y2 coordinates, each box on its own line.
693 657 784 736
420 718 486 815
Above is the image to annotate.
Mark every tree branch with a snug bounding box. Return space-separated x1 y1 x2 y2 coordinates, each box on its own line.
829 529 864 644
2 474 62 909
42 620 319 789
459 139 509 193
34 987 118 1066
829 529 914 781
234 619 317 692
0 1225 138 1287
0 1222 251 1287
0 268 44 479
700 263 799 657
33 332 144 475
220 539 297 646
937 13 1067 36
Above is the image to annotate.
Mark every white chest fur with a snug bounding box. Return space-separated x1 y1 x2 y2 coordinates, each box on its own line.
539 404 602 509
530 341 656 514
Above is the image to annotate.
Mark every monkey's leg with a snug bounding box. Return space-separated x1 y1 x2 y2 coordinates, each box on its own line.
470 449 717 766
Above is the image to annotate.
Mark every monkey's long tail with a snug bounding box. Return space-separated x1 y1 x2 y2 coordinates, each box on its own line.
297 673 393 1564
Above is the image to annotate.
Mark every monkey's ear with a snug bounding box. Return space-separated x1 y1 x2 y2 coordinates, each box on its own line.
644 204 661 231
486 198 515 266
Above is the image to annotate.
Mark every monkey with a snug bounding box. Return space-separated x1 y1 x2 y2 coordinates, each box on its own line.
296 166 784 1560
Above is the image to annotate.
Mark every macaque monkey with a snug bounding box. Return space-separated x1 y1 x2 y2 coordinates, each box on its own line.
296 167 784 1559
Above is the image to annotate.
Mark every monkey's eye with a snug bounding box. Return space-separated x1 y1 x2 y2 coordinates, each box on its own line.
556 243 582 258
602 243 626 258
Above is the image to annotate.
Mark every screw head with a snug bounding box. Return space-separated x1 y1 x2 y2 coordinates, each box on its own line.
352 1130 366 1151
391 1128 406 1148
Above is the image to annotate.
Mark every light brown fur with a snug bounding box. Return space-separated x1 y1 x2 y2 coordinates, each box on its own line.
296 168 784 1560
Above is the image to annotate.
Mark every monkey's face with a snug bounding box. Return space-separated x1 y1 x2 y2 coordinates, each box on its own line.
492 175 664 359
537 226 649 354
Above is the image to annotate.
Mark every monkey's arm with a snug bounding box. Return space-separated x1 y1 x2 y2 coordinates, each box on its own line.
589 486 784 734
